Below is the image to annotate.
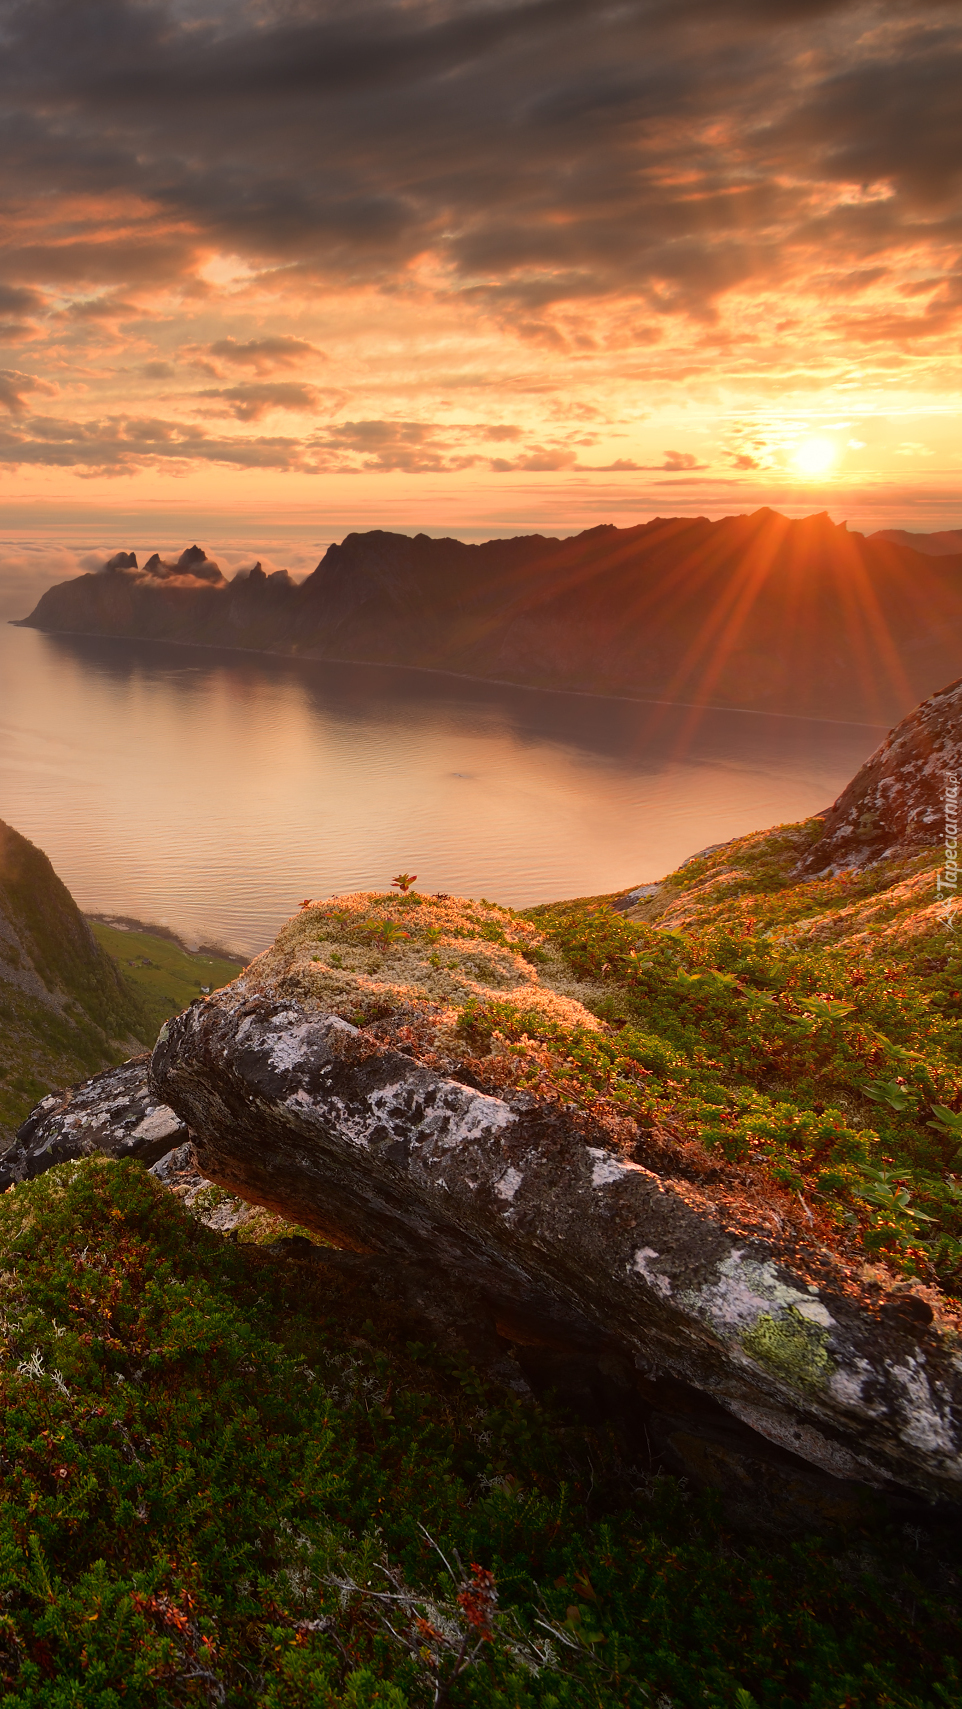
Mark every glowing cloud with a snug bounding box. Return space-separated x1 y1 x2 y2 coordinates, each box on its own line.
0 0 955 533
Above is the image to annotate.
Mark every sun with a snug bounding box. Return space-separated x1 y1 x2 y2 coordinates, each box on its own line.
792 437 838 479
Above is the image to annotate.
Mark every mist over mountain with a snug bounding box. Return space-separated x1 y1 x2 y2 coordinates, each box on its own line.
18 508 962 723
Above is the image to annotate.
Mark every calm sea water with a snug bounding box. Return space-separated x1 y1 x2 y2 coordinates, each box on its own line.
0 624 886 956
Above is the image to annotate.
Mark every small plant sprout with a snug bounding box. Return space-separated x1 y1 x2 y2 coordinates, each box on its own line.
392 873 417 893
361 920 410 951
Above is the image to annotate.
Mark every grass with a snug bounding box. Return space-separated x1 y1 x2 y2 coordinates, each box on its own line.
0 1155 959 1708
87 924 244 1041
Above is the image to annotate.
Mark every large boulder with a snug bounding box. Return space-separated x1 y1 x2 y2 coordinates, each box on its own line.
149 892 962 1523
0 1055 187 1191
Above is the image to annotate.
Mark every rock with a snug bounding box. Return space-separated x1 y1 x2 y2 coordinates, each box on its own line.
150 956 962 1519
0 1055 187 1190
798 676 962 873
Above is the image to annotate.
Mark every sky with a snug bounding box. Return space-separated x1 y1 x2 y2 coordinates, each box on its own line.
0 0 960 562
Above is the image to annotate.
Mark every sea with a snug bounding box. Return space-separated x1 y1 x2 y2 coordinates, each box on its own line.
0 623 887 957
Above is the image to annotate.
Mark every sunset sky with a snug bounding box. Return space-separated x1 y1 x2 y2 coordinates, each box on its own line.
0 0 960 553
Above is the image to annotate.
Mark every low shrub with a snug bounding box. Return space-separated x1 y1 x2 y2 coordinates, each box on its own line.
0 1158 959 1706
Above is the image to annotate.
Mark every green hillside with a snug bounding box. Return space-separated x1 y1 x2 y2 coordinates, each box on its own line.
0 1156 958 1707
88 920 244 1038
0 821 152 1142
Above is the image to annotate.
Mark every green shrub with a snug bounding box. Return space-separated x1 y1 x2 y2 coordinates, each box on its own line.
0 1158 959 1706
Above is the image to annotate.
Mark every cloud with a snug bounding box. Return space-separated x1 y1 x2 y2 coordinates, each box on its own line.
0 0 957 486
0 368 55 414
0 411 308 474
0 0 957 328
310 418 482 473
196 381 322 420
659 450 704 472
206 336 324 373
0 283 43 319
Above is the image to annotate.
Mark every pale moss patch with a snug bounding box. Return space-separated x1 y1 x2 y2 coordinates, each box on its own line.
251 891 606 1033
742 1307 833 1390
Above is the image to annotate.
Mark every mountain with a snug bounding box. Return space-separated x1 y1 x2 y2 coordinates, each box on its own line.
0 818 151 1142
870 528 962 557
17 509 962 722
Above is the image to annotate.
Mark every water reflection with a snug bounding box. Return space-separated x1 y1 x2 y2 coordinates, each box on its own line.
0 627 885 954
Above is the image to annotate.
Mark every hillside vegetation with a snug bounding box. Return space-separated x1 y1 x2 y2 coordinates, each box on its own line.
0 1156 959 1708
0 822 151 1143
251 834 962 1297
525 821 962 1296
88 921 244 1039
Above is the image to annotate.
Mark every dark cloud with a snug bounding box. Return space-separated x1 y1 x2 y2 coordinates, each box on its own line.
0 407 544 474
0 369 54 413
0 282 43 318
0 411 307 472
197 380 322 420
207 336 324 372
0 0 955 335
309 418 482 472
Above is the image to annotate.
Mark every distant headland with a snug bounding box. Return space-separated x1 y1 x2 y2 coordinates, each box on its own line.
15 508 962 724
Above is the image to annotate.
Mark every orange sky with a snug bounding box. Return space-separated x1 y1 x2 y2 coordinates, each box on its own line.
0 0 959 543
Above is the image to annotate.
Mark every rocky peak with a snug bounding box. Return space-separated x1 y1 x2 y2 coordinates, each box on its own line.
798 675 962 874
139 546 224 584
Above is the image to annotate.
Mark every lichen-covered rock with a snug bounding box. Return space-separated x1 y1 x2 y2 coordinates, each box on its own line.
150 903 962 1513
798 676 962 874
0 1055 187 1190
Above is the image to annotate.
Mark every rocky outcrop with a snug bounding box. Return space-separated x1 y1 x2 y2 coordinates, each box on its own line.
149 951 962 1519
17 511 962 722
798 676 962 874
0 1055 187 1190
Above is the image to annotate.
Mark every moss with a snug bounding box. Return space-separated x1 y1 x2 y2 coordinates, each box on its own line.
742 1308 833 1390
255 889 605 1037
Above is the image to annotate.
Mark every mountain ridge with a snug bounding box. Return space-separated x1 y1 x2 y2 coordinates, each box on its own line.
17 507 962 722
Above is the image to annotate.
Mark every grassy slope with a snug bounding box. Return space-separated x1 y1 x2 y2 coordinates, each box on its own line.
523 817 962 1293
4 836 962 1701
88 922 244 1040
0 1157 959 1709
0 824 152 1142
